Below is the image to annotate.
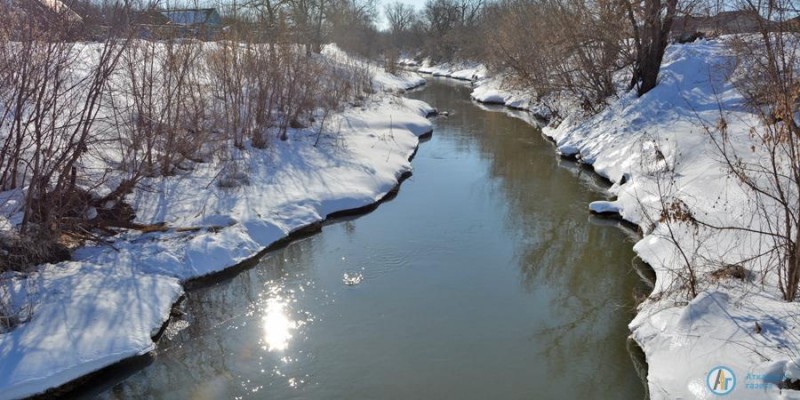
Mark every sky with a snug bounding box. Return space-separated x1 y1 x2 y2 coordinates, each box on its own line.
156 0 428 31
376 0 426 30
382 0 427 10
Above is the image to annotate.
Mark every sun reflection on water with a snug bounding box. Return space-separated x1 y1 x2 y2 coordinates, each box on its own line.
254 280 316 394
262 297 296 352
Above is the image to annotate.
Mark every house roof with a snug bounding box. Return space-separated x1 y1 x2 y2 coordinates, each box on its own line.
160 8 219 26
673 10 766 35
16 0 83 23
133 9 170 25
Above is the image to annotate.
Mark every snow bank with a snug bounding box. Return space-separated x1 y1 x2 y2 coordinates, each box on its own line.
414 62 557 119
470 85 507 104
373 71 426 91
588 200 622 215
322 45 426 92
417 60 487 81
0 47 432 399
113 95 432 282
0 263 182 400
468 76 556 120
542 39 800 399
412 60 560 119
398 57 419 67
439 38 800 399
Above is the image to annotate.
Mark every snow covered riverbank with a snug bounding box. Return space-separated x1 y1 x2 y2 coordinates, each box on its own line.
413 63 555 120
4 35 797 399
0 62 432 398
416 61 487 82
429 39 800 399
544 40 800 399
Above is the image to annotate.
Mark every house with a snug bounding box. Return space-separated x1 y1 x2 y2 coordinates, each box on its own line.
37 0 82 23
132 9 170 26
160 8 221 27
5 0 83 24
1 0 83 39
161 8 222 37
789 16 800 32
131 8 223 40
672 10 769 41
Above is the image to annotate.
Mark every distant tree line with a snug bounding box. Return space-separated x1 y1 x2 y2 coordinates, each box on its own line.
382 0 683 105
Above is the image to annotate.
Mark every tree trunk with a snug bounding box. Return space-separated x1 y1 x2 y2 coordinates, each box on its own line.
629 0 677 96
786 226 800 301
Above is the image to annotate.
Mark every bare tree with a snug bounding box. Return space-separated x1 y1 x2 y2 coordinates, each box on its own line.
0 0 140 273
247 0 290 44
328 0 380 57
286 0 321 53
623 0 679 96
483 0 628 111
385 1 416 34
112 36 208 179
421 0 484 60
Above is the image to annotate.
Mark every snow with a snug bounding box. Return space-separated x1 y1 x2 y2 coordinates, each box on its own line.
321 46 426 92
413 62 553 118
4 35 798 399
417 60 488 81
543 39 800 399
99 94 432 283
588 200 621 215
557 144 580 157
0 263 182 400
372 71 426 92
470 85 507 104
0 190 23 232
430 38 800 399
397 57 419 67
0 46 432 399
468 76 558 120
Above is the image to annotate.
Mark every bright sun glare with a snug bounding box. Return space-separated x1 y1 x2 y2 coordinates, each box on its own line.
262 298 296 352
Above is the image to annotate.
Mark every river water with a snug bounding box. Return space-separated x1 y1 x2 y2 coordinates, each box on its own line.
93 78 646 399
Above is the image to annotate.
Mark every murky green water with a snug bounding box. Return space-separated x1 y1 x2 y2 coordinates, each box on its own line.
93 78 646 399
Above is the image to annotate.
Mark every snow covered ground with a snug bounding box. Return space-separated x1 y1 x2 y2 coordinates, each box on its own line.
469 75 563 123
4 35 798 399
541 40 800 399
416 60 488 81
436 39 800 399
0 49 432 399
321 46 427 92
412 61 558 118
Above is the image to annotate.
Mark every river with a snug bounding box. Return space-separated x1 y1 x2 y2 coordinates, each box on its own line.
89 78 647 399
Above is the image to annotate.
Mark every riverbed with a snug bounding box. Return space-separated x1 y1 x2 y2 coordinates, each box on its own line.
90 78 647 399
